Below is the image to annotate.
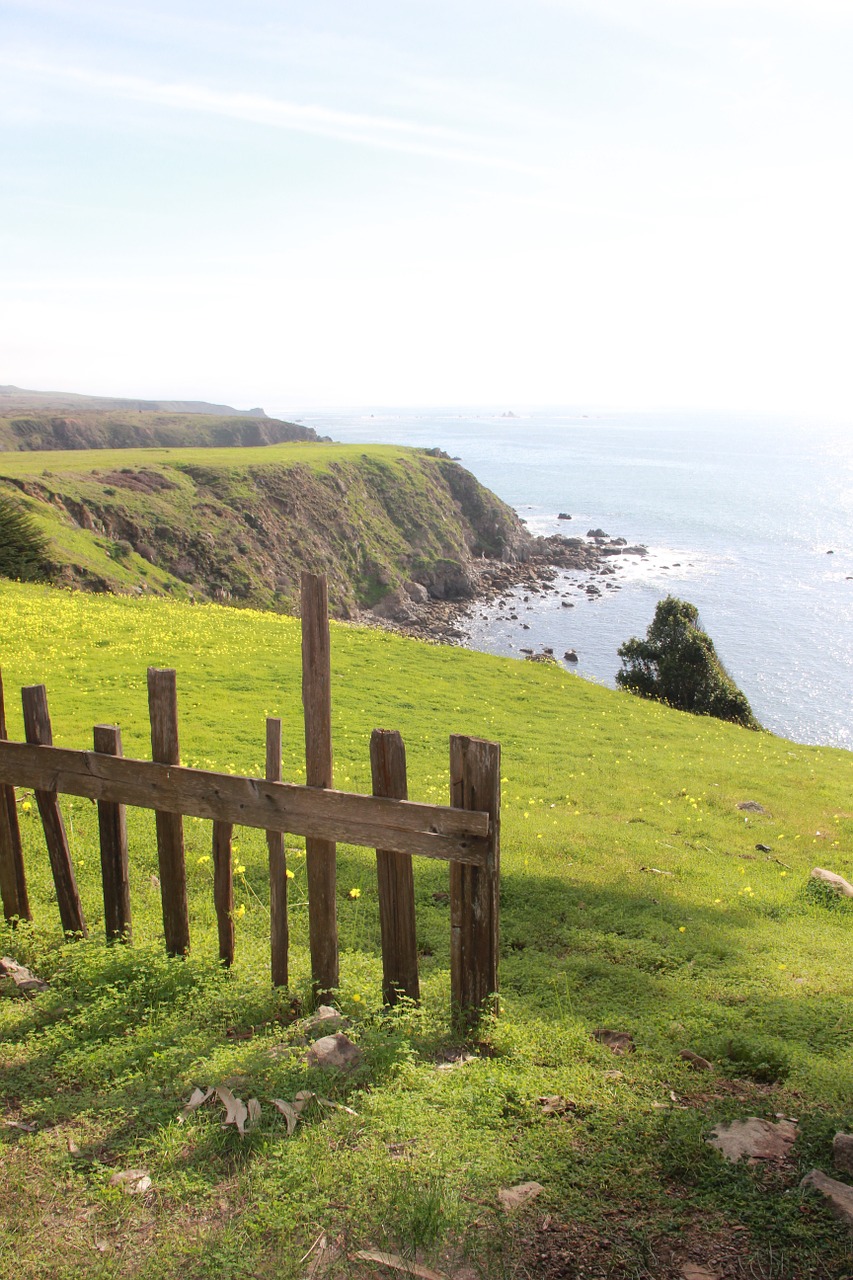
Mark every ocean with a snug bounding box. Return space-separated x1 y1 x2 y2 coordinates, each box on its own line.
280 408 853 751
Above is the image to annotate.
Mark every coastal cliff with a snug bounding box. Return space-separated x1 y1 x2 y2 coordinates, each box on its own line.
0 444 605 628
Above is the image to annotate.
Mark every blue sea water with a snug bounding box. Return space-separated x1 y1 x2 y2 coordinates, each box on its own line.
282 407 853 750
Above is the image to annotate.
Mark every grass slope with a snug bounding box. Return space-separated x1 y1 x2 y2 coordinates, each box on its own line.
1 583 851 1279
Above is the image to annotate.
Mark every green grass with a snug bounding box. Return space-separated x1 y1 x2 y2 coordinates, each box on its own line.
0 441 411 479
1 583 851 1278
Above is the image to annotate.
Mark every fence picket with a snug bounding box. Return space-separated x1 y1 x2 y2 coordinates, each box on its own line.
147 668 190 956
266 717 289 987
21 685 86 938
0 669 29 924
450 735 501 1029
301 572 338 996
93 724 131 942
371 728 419 1006
212 821 235 966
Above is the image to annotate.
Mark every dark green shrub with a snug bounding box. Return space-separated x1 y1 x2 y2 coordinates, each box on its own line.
0 492 50 580
616 596 761 729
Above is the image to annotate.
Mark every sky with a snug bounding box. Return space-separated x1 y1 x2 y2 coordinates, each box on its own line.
2 0 853 415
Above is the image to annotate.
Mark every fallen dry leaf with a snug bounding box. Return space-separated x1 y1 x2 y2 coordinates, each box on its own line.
273 1099 298 1135
353 1248 447 1279
0 957 48 993
498 1181 543 1211
216 1086 249 1134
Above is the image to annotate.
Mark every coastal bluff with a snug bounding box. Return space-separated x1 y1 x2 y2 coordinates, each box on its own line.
0 443 613 626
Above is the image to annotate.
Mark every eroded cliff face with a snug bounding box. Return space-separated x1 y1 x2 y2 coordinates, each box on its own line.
3 449 537 617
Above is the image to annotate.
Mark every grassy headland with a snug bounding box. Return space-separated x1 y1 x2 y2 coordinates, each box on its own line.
0 444 530 616
1 583 851 1279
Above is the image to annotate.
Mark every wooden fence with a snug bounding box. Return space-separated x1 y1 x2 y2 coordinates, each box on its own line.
0 573 500 1025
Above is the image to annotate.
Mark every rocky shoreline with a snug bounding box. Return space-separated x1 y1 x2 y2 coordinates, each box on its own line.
359 527 648 647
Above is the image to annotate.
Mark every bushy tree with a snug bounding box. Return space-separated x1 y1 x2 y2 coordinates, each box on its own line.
0 492 50 581
616 596 761 729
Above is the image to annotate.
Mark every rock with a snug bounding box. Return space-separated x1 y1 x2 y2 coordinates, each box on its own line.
834 1133 853 1174
707 1117 797 1163
586 528 608 539
810 868 853 897
679 1049 713 1071
300 1006 349 1038
305 1032 363 1072
560 600 574 607
737 801 767 813
564 649 578 662
592 1028 635 1055
557 512 572 520
109 1168 152 1195
370 588 418 624
800 1169 853 1231
403 580 429 605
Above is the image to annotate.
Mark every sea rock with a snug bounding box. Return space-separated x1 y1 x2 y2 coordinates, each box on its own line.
403 580 429 605
370 588 418 624
800 1169 853 1231
557 512 572 520
810 868 853 897
586 528 608 539
305 1032 363 1072
707 1117 797 1163
834 1133 853 1174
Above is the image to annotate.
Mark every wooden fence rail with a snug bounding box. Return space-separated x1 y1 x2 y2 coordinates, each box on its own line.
0 572 500 1025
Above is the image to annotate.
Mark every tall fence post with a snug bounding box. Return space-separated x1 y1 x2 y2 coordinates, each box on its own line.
93 724 131 942
301 572 338 998
371 728 419 1006
266 717 289 987
21 685 87 938
449 735 500 1031
147 668 190 956
0 670 30 923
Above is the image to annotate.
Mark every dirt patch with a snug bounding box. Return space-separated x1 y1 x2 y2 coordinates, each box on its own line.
102 469 179 494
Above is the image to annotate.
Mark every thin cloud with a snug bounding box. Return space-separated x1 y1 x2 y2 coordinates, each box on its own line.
1 54 549 177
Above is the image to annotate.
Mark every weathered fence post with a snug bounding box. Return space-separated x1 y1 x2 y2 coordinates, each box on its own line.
21 685 87 937
371 728 419 1006
0 670 30 923
266 717 289 987
449 735 500 1031
93 724 131 942
301 572 338 997
147 668 190 956
212 821 234 966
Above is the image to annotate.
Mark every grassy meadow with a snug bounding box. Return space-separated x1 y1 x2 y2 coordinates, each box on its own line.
1 581 851 1278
